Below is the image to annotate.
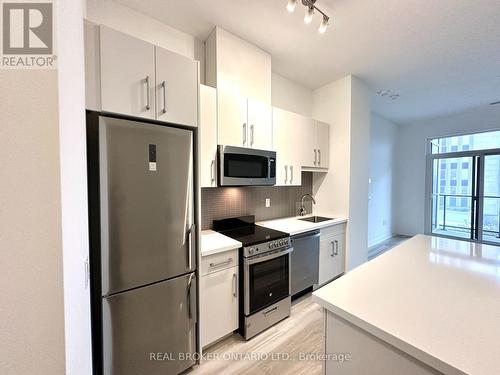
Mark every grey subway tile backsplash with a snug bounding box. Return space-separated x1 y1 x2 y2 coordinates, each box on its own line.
201 172 313 230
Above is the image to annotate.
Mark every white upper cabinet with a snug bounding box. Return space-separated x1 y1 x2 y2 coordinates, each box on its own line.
273 108 301 186
205 27 271 104
85 24 198 126
155 47 198 127
217 89 248 147
206 27 273 150
247 99 272 150
200 85 218 188
100 25 155 120
301 119 330 169
315 121 330 168
217 89 272 149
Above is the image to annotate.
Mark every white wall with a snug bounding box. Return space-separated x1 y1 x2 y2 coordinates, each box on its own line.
271 72 312 117
58 0 93 374
0 52 65 375
312 75 371 271
368 113 398 246
347 77 371 269
395 104 500 235
85 0 205 82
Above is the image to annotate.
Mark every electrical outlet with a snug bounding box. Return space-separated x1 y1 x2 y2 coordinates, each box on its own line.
265 198 271 208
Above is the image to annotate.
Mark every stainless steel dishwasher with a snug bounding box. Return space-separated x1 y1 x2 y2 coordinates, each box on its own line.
290 230 320 296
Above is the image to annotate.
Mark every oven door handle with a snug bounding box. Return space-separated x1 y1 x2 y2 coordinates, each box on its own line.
245 247 293 265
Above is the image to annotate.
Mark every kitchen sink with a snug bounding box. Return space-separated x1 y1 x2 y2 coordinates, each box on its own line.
299 216 333 223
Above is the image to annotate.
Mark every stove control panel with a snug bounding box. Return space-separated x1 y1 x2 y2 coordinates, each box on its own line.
243 237 290 257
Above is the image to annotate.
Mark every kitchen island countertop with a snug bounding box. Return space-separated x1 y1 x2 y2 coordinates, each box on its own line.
313 234 500 375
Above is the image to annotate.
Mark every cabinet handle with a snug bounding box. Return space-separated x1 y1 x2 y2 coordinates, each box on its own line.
209 258 233 269
161 80 167 114
314 149 317 166
290 165 293 184
232 273 238 297
243 123 247 146
145 75 151 111
330 241 335 257
250 124 254 146
318 149 321 166
210 159 215 183
334 240 339 256
284 165 288 184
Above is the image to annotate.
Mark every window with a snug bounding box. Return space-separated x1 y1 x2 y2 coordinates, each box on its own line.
430 130 500 154
430 132 500 244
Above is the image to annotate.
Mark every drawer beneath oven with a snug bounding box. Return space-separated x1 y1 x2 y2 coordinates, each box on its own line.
244 296 291 340
201 249 239 276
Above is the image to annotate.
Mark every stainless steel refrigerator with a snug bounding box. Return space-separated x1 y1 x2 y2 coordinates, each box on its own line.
87 113 197 375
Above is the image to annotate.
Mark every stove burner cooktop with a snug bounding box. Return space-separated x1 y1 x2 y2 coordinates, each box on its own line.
213 215 288 247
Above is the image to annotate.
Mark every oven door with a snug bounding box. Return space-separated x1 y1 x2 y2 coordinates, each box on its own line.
244 247 292 315
219 145 276 186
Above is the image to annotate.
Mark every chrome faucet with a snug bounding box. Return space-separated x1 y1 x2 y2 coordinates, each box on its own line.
299 194 316 216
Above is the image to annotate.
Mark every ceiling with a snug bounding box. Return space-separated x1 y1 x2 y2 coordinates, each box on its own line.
115 0 500 124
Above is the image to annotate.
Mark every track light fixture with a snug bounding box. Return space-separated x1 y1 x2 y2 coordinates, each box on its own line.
318 14 329 34
286 0 331 34
304 5 314 24
286 0 297 13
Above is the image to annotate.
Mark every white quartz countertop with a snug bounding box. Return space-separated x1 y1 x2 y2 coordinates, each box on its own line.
200 230 242 256
313 234 500 375
258 214 347 235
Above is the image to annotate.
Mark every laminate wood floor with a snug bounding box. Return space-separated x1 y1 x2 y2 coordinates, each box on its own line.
190 294 324 375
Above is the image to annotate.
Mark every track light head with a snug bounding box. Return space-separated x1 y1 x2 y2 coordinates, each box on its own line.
286 0 297 13
318 15 329 33
304 5 314 24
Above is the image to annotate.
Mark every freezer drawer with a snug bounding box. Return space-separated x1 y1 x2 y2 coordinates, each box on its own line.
102 273 197 375
99 116 195 295
290 230 320 295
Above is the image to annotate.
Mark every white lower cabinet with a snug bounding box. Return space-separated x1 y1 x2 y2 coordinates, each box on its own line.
318 228 345 285
200 264 239 348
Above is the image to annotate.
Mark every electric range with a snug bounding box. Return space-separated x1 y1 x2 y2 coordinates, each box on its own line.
213 215 292 340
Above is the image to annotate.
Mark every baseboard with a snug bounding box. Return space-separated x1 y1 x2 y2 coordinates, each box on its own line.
368 233 394 248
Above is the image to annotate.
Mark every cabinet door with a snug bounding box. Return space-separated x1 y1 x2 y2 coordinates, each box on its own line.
156 47 198 127
272 107 290 186
319 233 345 285
297 115 316 168
200 266 239 348
248 99 272 150
200 85 218 187
218 89 248 147
100 26 155 119
316 121 330 168
273 108 302 186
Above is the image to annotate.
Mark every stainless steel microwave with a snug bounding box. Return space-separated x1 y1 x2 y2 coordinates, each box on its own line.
218 145 276 186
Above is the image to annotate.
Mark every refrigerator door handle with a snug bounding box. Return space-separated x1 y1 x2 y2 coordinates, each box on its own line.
187 273 196 320
187 223 195 270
